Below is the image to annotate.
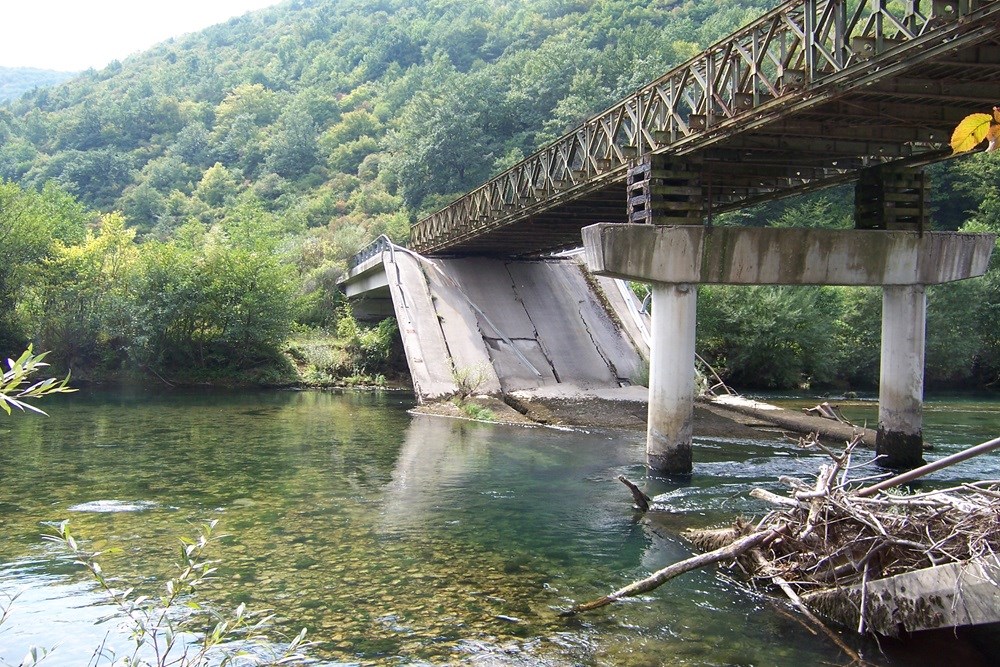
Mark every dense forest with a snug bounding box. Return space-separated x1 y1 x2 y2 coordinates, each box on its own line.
0 67 75 103
0 0 997 390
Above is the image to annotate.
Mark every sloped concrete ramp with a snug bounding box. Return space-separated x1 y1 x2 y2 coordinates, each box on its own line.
381 249 644 402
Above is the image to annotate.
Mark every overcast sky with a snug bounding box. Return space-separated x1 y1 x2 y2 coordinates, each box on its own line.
1 1 282 71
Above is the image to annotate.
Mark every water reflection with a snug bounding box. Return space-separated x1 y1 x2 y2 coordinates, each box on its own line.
382 416 495 532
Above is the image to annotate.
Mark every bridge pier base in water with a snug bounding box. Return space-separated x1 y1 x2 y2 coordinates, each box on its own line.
647 282 697 473
877 285 927 468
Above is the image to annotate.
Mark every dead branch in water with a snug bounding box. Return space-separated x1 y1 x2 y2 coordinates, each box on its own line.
617 475 651 512
560 526 784 616
749 549 870 666
803 401 855 427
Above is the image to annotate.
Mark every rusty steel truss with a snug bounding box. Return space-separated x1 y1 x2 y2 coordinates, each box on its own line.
408 0 1000 256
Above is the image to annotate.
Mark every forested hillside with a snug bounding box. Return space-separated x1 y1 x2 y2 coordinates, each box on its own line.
1 0 770 228
0 67 75 102
1 0 997 390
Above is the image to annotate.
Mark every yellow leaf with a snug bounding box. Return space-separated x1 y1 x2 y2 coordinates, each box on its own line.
951 113 993 154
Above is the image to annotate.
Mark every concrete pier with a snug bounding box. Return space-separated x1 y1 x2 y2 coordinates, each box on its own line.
647 283 697 473
583 224 994 473
877 285 927 468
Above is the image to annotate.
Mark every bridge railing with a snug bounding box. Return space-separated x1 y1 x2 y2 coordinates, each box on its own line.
411 0 998 253
347 235 400 272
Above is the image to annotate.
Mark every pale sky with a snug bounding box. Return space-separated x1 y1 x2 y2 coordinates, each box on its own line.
1 1 283 71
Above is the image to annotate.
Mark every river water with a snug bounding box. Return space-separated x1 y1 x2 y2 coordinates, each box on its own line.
0 388 997 666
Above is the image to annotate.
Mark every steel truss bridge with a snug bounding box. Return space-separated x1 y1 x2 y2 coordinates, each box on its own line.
405 0 1000 257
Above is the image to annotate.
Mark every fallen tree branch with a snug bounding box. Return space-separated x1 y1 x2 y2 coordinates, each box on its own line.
618 475 651 512
750 550 868 666
803 401 856 427
750 488 805 508
856 436 1000 497
560 526 784 616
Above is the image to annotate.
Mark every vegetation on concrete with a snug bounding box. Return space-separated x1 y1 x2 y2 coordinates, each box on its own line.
454 398 497 422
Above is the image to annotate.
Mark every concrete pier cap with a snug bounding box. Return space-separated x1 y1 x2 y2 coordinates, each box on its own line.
581 224 995 287
582 223 995 474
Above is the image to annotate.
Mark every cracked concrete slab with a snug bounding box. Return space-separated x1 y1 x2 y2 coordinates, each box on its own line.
445 259 539 339
383 250 457 400
506 261 618 388
416 256 502 395
379 253 646 403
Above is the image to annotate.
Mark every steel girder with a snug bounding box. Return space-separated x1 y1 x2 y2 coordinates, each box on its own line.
410 0 1000 255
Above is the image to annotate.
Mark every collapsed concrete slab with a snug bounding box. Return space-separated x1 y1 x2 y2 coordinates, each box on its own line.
374 248 645 403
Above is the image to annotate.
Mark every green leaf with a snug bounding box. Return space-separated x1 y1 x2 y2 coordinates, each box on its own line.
951 113 994 154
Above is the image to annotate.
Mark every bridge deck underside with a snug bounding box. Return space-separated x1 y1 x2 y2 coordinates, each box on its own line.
423 34 1000 257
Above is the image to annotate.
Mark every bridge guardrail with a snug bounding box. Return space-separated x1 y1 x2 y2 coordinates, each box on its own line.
348 235 409 271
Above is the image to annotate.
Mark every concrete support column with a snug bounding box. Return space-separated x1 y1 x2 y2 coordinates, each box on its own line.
877 284 927 469
647 282 697 474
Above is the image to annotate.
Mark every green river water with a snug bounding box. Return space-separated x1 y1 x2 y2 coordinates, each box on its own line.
0 388 997 666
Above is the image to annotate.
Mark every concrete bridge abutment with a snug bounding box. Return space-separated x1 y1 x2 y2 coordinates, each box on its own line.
583 224 995 474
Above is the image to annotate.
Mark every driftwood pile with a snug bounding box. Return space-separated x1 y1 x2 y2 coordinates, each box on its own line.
731 436 1000 594
564 434 1000 658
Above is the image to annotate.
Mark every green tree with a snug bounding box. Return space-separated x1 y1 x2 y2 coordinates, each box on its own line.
265 105 319 178
194 162 241 208
831 287 881 388
171 121 214 167
119 182 167 232
29 213 137 372
698 285 841 389
0 181 88 351
213 83 281 129
131 201 296 376
385 73 508 208
0 137 39 181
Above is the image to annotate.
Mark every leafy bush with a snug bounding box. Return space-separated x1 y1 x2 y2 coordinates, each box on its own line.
698 285 841 389
455 399 496 422
335 305 399 377
286 311 401 388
